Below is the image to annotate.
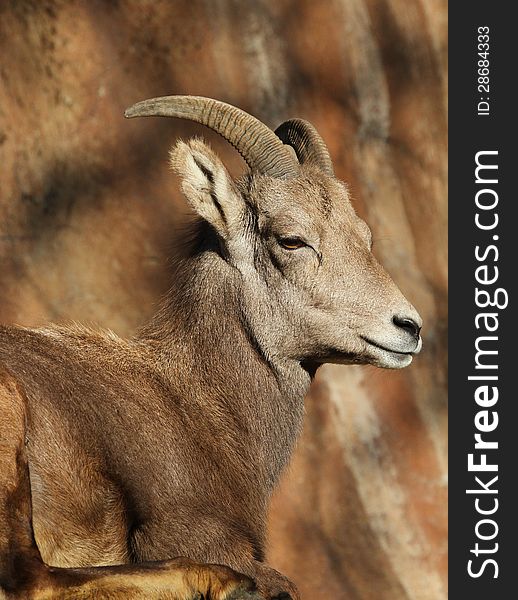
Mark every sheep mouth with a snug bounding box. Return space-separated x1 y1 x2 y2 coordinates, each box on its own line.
360 336 419 356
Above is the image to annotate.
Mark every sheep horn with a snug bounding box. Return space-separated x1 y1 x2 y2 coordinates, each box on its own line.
125 95 299 179
274 119 334 176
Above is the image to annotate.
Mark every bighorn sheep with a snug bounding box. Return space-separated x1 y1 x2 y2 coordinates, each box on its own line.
0 96 422 599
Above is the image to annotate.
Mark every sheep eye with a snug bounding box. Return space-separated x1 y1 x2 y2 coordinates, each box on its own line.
278 237 306 250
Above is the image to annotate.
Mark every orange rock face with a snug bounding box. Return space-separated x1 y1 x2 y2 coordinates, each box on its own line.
0 2 447 599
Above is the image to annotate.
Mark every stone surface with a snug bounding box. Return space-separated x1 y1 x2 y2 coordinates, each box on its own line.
0 1 447 599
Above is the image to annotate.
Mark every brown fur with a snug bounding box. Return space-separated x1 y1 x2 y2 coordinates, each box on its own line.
0 130 421 599
0 326 283 599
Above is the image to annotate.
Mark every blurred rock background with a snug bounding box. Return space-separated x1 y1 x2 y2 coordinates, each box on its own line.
0 1 447 598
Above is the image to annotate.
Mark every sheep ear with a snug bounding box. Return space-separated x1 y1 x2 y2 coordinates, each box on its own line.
170 139 243 239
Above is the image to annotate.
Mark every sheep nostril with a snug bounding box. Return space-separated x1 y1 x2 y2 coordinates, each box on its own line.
393 316 421 340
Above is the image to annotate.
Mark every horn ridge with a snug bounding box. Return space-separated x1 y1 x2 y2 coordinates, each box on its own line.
125 95 299 179
274 118 334 176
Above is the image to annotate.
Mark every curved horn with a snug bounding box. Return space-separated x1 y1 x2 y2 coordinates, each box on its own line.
125 95 299 179
275 119 334 176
